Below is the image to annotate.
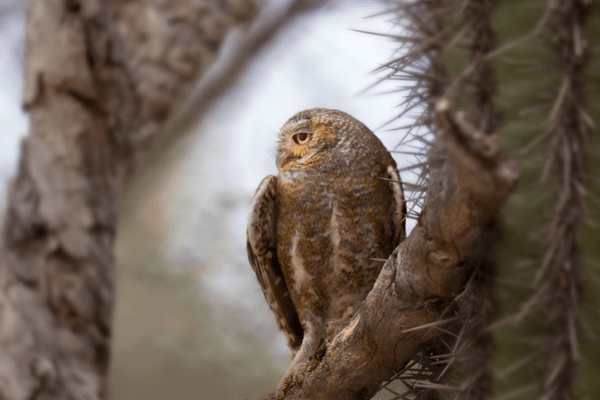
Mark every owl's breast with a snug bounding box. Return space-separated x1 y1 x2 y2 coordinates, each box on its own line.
275 168 396 319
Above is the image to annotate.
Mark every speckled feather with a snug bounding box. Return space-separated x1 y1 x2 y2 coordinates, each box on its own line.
247 108 406 364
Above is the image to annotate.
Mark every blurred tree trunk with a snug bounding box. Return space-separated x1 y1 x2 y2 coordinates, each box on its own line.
0 0 256 398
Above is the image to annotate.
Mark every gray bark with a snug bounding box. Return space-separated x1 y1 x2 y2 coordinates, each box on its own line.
0 0 255 398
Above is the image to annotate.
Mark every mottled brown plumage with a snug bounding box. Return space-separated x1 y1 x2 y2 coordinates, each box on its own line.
247 108 406 365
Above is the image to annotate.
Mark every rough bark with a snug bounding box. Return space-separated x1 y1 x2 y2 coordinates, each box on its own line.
0 0 256 398
266 101 518 400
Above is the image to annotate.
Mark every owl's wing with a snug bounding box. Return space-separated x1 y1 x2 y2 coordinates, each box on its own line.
246 175 303 351
386 165 407 245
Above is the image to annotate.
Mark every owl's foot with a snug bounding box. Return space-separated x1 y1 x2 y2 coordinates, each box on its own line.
279 340 327 396
277 361 308 397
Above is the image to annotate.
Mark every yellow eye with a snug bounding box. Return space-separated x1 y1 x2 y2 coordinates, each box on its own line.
292 131 311 145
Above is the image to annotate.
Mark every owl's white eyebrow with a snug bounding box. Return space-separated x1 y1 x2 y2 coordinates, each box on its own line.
283 119 310 133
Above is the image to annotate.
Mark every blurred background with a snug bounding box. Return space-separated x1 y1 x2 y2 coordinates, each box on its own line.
0 0 415 398
2 0 599 399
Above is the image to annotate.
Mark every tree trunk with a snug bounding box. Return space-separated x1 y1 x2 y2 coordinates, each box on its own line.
0 0 255 398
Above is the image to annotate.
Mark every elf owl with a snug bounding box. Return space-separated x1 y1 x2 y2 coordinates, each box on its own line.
247 108 406 365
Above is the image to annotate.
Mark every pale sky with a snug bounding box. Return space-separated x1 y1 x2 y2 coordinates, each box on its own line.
0 6 29 211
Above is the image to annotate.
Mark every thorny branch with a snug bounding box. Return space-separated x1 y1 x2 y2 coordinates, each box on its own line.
526 1 590 398
465 0 593 398
377 1 501 397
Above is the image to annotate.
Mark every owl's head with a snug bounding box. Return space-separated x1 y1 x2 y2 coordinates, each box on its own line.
276 108 374 172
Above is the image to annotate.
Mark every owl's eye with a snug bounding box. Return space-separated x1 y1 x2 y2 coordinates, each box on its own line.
292 131 311 145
